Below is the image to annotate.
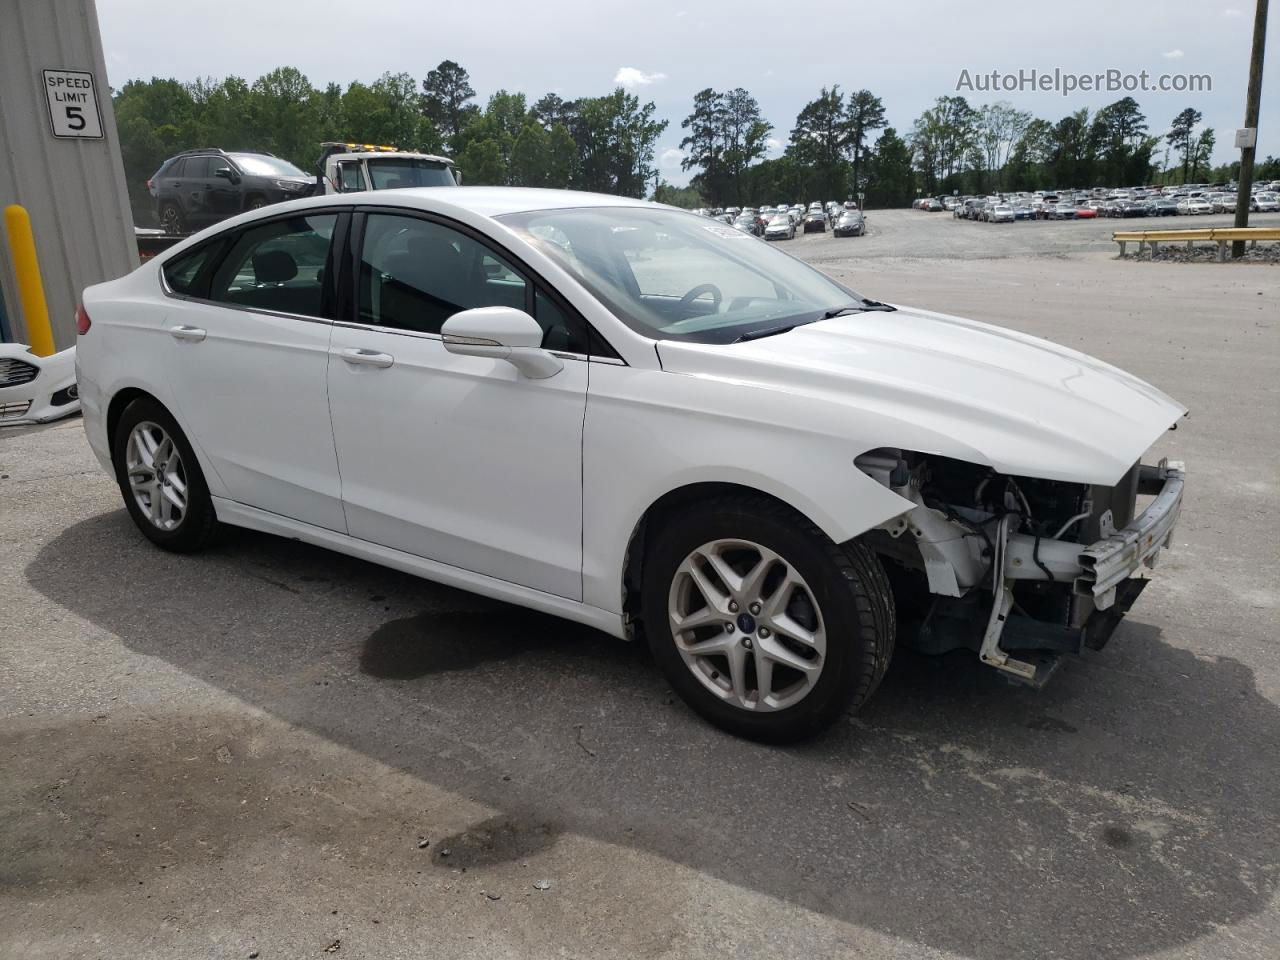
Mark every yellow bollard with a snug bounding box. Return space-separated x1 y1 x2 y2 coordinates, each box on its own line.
3 204 56 357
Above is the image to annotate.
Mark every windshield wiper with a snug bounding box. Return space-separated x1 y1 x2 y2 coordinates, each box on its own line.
733 323 798 343
823 298 897 319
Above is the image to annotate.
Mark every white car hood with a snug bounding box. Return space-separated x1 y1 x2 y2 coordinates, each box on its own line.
656 306 1187 486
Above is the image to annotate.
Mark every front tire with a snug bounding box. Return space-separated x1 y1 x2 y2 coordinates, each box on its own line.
642 496 894 742
112 397 218 552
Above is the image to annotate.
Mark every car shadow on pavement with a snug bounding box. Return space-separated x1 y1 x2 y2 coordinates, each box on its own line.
23 510 1280 960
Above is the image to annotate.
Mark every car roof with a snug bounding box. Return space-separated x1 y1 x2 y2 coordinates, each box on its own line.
279 186 667 220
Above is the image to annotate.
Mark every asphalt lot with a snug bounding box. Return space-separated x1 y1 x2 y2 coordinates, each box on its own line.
3 208 1278 960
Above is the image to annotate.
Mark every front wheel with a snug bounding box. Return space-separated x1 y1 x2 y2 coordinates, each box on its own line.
642 497 895 742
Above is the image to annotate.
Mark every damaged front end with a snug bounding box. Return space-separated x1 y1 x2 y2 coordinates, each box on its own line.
857 449 1185 686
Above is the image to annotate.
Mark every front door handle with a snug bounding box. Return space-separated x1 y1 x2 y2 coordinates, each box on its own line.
339 348 394 368
169 325 206 342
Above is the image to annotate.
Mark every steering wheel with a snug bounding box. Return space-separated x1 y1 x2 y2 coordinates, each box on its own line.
678 283 723 311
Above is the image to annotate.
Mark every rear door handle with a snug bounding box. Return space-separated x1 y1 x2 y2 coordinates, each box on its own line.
339 348 394 368
169 325 206 342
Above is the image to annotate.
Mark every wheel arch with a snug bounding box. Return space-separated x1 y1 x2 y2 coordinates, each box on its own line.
104 386 223 497
106 386 157 448
619 481 846 641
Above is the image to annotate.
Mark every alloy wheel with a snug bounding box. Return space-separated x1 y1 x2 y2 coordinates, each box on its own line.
126 421 188 531
668 538 826 712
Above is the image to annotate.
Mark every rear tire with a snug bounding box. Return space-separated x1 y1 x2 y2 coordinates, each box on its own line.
111 396 218 553
642 496 895 742
159 203 183 235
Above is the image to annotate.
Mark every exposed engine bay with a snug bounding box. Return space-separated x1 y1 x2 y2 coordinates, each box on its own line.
857 449 1184 685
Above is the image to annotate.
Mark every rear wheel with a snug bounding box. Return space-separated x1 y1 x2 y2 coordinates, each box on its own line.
642 496 894 742
112 397 218 552
159 203 183 235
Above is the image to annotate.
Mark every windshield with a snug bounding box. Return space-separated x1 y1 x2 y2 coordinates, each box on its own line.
499 206 866 344
367 158 455 189
229 154 307 177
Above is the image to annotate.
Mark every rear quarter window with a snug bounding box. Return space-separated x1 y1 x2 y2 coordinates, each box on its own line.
162 241 223 298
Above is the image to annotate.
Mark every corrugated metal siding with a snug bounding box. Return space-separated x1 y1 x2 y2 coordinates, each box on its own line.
0 0 138 349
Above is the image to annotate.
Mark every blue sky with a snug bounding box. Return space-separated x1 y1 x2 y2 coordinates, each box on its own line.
98 0 1277 185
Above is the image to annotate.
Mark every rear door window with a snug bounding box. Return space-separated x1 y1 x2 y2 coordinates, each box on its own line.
206 214 339 319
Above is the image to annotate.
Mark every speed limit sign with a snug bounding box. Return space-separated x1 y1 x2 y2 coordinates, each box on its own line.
42 68 103 139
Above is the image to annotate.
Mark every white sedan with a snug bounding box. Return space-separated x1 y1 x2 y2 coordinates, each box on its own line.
75 188 1187 741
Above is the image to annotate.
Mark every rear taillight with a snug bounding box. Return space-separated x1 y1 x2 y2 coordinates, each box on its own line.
146 178 153 190
75 303 91 335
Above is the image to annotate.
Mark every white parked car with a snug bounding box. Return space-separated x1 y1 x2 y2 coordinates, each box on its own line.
1252 193 1279 213
987 205 1015 223
1177 197 1213 215
75 188 1187 741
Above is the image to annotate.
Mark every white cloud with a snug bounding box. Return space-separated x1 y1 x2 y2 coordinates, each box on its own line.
660 147 686 168
765 137 783 154
1223 6 1243 16
614 67 667 88
1162 48 1185 58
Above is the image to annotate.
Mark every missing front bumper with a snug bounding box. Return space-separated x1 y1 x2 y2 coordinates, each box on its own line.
979 461 1184 682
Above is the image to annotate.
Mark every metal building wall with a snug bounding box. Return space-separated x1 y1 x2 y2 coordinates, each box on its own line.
0 0 137 350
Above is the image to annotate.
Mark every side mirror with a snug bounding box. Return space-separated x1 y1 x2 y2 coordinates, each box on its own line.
452 167 463 185
215 167 238 183
442 306 562 380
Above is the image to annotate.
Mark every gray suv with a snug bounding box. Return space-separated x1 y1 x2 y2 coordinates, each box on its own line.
150 149 316 234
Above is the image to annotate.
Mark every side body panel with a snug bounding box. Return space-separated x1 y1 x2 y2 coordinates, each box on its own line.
581 363 914 614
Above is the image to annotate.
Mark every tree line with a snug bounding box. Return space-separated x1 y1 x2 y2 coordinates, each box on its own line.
680 87 1276 209
114 61 1278 223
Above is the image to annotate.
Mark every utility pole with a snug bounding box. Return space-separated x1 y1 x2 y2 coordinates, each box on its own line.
1233 0 1269 258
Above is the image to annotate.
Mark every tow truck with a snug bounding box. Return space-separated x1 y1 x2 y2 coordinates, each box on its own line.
316 142 460 194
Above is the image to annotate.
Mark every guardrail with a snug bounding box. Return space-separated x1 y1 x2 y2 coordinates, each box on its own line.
1113 226 1280 261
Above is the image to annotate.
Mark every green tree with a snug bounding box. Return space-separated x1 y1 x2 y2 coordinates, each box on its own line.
680 88 729 204
342 73 439 153
531 92 577 129
976 101 1030 189
421 60 478 150
545 123 579 188
248 67 320 168
910 96 977 193
721 88 771 205
1048 108 1094 188
844 89 886 194
510 120 551 186
456 138 505 185
864 127 914 207
1167 107 1203 182
1091 97 1149 185
653 183 705 208
574 89 667 196
1191 127 1216 181
788 86 848 197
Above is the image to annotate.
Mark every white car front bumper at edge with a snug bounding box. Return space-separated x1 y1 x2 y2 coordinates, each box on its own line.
0 345 81 426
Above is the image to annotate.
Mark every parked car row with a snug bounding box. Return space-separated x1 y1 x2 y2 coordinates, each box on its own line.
696 200 867 241
938 184 1280 224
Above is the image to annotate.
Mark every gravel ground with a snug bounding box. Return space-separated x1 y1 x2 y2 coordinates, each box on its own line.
2 209 1278 960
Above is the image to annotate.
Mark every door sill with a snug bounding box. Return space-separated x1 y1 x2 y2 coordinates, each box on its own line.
211 497 626 639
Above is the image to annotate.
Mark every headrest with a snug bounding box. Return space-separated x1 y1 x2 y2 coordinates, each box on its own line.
253 249 298 284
